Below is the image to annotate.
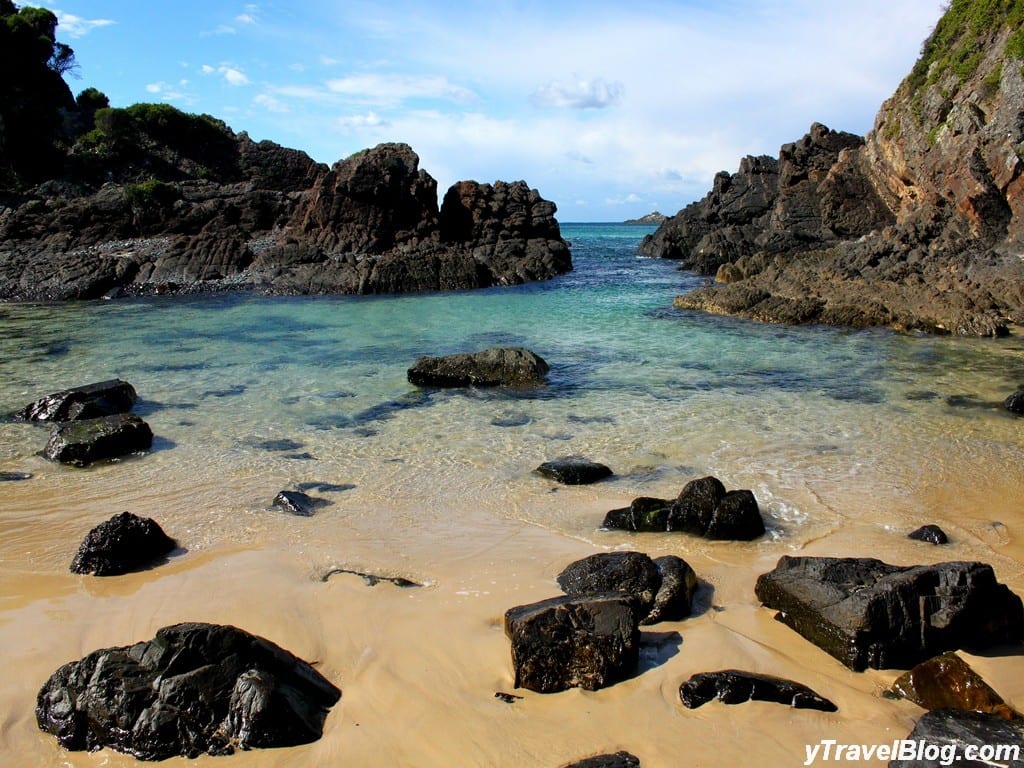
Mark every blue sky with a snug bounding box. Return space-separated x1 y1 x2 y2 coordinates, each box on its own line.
44 0 945 222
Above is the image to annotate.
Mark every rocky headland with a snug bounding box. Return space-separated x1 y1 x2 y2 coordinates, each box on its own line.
642 2 1024 336
0 130 571 300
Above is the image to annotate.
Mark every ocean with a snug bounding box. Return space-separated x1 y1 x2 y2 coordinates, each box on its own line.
2 222 1024 767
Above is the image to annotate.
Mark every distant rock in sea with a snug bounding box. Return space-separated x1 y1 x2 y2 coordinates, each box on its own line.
623 211 667 225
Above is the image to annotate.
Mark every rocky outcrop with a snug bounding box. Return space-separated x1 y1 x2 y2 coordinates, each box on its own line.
36 622 341 760
70 512 176 576
678 670 837 711
647 5 1024 336
536 457 613 485
43 412 153 466
602 476 765 541
755 556 1024 671
0 129 571 299
15 378 137 422
504 594 641 693
407 347 549 387
889 652 1019 719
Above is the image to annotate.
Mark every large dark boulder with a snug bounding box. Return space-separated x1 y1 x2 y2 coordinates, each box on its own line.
1005 390 1024 415
407 347 549 387
504 594 640 693
890 652 1019 719
536 457 613 485
70 512 176 576
602 477 765 540
888 709 1024 767
557 552 662 618
16 379 138 422
755 556 1024 671
679 670 837 711
555 552 697 625
43 413 153 466
36 623 341 760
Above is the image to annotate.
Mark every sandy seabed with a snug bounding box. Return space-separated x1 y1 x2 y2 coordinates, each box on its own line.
3 452 1024 768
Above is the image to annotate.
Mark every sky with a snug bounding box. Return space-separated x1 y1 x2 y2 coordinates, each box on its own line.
41 0 947 222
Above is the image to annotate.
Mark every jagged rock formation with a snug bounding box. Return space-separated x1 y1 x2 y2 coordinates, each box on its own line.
644 2 1024 336
0 117 571 299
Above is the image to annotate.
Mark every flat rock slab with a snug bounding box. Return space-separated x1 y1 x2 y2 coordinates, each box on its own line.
70 512 176 576
679 669 837 711
890 652 1018 718
562 753 641 768
755 556 1024 671
407 347 549 387
36 622 341 760
44 413 153 466
537 457 613 485
16 379 138 422
0 471 32 481
505 594 640 693
888 709 1024 767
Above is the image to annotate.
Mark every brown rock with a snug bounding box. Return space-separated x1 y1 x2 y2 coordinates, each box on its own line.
890 652 1019 719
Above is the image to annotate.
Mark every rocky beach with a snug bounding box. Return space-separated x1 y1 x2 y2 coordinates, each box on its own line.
3 1 1024 766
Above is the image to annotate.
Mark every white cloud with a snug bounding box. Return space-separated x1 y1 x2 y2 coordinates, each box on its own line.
201 64 216 75
253 93 289 113
236 13 257 25
336 111 390 131
531 77 623 110
325 74 476 107
222 67 250 86
52 10 115 38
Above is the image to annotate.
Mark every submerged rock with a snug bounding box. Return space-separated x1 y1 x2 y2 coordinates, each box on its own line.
755 556 1024 671
35 622 341 760
888 709 1024 768
536 457 613 485
679 670 837 711
908 524 949 545
407 347 549 387
602 476 764 540
505 594 641 693
44 413 153 466
320 568 421 588
1004 390 1024 415
890 652 1019 719
0 471 32 481
15 379 138 422
70 512 176 576
272 490 325 517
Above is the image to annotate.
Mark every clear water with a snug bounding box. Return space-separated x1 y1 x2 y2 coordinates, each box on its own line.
3 222 1024 567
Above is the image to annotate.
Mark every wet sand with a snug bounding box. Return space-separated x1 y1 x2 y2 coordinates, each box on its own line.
3 465 1024 768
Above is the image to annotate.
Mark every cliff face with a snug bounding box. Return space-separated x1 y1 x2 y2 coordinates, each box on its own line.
0 121 571 300
647 1 1024 336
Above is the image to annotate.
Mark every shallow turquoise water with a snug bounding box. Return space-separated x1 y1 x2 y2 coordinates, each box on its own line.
2 223 1024 565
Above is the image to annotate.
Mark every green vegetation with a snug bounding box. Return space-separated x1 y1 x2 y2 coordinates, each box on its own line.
907 0 1024 103
123 178 178 209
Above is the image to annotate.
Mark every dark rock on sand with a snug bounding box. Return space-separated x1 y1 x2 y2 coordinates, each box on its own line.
557 552 662 618
537 457 613 485
1005 390 1024 415
0 471 32 481
555 552 697 625
16 378 138 422
70 512 176 576
562 752 641 768
320 568 421 588
646 556 699 624
36 622 341 760
602 477 764 541
505 594 641 693
909 524 949 545
679 670 837 711
755 556 1024 671
889 709 1024 768
890 652 1019 718
407 347 549 387
272 490 325 517
44 413 153 466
